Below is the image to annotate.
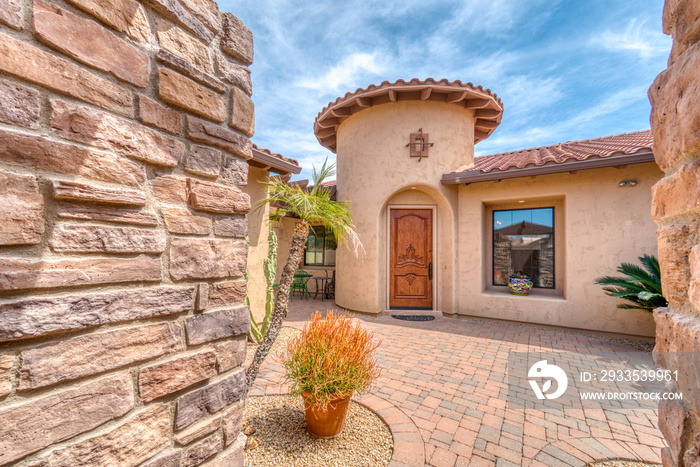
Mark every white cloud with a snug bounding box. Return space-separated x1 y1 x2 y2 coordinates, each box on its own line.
296 52 387 91
593 18 671 59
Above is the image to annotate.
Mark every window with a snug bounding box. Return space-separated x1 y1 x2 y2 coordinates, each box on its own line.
304 226 337 266
493 207 554 288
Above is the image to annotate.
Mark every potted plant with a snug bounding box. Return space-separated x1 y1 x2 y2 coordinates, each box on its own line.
508 272 533 295
281 311 380 438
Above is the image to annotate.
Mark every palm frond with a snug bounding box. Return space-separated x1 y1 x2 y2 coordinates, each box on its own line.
595 255 667 312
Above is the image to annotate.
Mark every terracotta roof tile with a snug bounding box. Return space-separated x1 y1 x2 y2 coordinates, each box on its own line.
250 144 301 175
314 78 503 152
468 129 653 174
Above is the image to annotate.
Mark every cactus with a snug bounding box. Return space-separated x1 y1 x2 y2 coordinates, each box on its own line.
249 228 277 344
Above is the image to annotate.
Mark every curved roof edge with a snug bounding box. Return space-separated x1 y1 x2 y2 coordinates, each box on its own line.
313 78 504 153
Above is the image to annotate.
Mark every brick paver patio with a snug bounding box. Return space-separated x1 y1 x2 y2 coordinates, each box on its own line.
249 297 666 466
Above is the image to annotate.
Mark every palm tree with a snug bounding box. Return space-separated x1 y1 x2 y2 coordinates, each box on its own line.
595 254 667 312
245 159 361 393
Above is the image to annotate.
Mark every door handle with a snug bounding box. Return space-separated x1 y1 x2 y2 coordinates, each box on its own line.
428 262 432 280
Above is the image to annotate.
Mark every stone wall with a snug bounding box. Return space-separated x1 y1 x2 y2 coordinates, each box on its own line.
649 1 700 466
0 0 254 465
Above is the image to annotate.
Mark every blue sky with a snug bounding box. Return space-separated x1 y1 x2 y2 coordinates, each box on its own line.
220 0 671 181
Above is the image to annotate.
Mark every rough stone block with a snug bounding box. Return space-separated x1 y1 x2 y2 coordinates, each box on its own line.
157 19 212 73
186 115 252 158
20 323 183 390
657 224 696 306
0 128 145 186
140 350 217 402
52 180 146 206
196 283 209 311
142 0 215 43
691 245 700 313
52 99 183 167
214 216 248 238
221 13 253 65
176 369 245 429
30 404 170 467
0 372 133 465
0 354 13 398
56 202 158 226
0 170 44 246
222 401 243 446
0 0 22 29
216 335 246 373
221 154 249 187
652 161 700 220
206 438 244 467
156 48 226 93
0 78 40 128
170 238 247 280
153 174 189 204
0 286 194 341
0 32 131 115
685 435 700 467
139 95 182 135
162 207 212 235
186 145 223 178
51 224 167 254
184 433 221 466
189 179 251 214
659 397 688 463
185 306 250 345
649 39 700 171
0 256 161 293
34 1 149 87
175 416 221 446
66 0 150 42
179 0 219 33
666 0 700 64
209 280 247 306
653 308 700 413
142 452 182 467
215 52 252 95
661 447 676 467
230 87 255 136
159 68 226 122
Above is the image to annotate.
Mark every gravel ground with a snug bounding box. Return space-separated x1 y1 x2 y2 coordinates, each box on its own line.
243 395 393 467
246 326 300 364
589 461 660 466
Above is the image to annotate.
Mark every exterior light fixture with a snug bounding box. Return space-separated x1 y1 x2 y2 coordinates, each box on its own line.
406 128 433 161
518 200 525 203
618 179 638 187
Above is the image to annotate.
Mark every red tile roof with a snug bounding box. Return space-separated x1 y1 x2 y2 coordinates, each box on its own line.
314 78 503 152
442 130 654 184
472 129 653 173
251 144 301 175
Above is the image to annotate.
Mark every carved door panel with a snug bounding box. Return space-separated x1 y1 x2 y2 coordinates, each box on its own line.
389 209 433 309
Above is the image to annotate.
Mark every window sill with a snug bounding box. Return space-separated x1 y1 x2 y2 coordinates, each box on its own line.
482 289 566 302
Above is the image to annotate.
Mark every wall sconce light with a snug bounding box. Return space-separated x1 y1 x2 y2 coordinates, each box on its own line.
618 179 637 187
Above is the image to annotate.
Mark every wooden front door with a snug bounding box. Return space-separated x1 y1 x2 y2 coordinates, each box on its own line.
390 208 433 309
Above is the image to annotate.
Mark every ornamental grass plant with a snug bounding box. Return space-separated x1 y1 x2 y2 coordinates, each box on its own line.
282 311 381 411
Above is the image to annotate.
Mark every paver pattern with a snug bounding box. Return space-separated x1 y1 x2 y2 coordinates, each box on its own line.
250 299 666 466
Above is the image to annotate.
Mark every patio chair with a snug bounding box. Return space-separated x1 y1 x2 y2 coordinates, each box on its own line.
291 269 311 300
324 270 335 299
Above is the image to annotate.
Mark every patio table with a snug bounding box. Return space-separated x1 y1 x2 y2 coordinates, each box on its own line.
312 276 332 301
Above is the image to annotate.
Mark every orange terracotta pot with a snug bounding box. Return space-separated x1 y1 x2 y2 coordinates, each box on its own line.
301 391 351 438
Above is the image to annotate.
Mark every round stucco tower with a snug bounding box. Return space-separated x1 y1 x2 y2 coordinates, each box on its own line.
314 78 503 314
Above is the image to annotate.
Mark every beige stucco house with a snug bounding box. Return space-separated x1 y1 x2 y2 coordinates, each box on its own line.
249 78 663 338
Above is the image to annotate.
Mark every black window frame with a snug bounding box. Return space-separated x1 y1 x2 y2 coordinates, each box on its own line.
491 207 555 289
304 226 337 267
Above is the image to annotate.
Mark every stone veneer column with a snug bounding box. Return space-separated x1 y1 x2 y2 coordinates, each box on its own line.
0 0 255 465
648 1 700 466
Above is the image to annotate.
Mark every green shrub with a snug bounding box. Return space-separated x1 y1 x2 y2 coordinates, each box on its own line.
595 254 667 312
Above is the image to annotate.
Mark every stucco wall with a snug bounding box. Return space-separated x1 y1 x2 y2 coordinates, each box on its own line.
457 162 663 337
244 167 270 324
335 100 473 314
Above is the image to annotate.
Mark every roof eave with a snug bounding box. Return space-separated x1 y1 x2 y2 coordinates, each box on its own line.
441 151 656 185
250 148 302 175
